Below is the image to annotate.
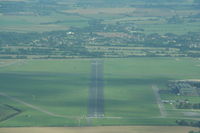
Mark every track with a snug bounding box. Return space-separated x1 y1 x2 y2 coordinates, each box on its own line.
88 59 104 118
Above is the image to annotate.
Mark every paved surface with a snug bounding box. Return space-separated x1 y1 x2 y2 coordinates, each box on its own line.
88 59 104 118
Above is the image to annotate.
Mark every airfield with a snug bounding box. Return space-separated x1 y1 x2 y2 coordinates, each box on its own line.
0 57 200 127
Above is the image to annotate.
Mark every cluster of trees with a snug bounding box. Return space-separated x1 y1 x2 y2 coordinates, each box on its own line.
189 131 200 133
176 120 200 127
85 20 200 51
1 20 200 58
176 102 200 109
0 32 40 46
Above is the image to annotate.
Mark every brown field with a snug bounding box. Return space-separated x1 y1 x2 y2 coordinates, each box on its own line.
0 0 27 1
0 126 198 133
133 8 174 17
63 8 136 15
96 32 132 38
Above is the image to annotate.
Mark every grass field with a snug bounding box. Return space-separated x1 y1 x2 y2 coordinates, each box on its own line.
0 14 89 32
138 22 200 34
0 126 199 133
0 59 90 126
0 57 200 126
0 104 21 122
1 2 199 34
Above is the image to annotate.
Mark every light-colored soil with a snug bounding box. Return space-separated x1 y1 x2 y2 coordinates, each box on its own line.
0 0 26 1
0 126 198 133
174 79 200 82
63 8 136 15
96 32 132 38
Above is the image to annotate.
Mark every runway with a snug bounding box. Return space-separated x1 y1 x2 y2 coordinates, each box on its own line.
88 59 104 118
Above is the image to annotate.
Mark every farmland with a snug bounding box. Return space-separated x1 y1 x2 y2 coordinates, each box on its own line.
0 14 88 32
0 0 200 34
0 0 200 59
1 0 200 132
0 126 199 133
0 57 200 127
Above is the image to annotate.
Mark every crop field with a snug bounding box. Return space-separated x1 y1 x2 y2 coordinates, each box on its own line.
63 8 136 15
0 0 27 1
0 14 89 32
0 57 200 127
0 126 199 133
138 22 200 35
1 1 199 34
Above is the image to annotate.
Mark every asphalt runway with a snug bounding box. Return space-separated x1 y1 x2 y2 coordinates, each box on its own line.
88 59 104 118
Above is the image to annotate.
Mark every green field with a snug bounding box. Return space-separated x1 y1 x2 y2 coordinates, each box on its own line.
138 22 200 35
1 2 200 34
0 57 200 127
0 14 89 32
0 104 21 122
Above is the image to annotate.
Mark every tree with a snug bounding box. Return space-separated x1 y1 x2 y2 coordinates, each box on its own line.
189 131 195 133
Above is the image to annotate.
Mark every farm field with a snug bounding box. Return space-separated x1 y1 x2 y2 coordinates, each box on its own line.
62 8 136 15
1 1 200 133
1 0 200 34
0 14 89 33
0 57 200 127
0 126 199 133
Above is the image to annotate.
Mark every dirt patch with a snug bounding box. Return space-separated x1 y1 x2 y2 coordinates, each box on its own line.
133 8 173 17
0 0 27 1
175 79 200 82
0 126 198 133
63 8 136 15
96 32 132 38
